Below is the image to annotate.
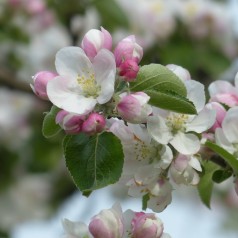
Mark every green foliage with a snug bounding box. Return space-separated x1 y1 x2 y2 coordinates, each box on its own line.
93 0 129 31
205 141 238 175
212 169 233 184
130 64 196 114
42 106 62 138
0 146 18 191
197 161 219 208
63 132 124 194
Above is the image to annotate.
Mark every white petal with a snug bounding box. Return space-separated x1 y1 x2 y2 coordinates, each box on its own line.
222 107 238 143
191 171 200 185
47 76 97 114
93 49 116 104
208 80 236 96
147 115 173 145
215 128 235 154
55 46 92 79
62 219 90 237
128 123 151 144
170 132 200 155
186 107 216 133
189 156 202 171
156 145 173 169
185 80 205 112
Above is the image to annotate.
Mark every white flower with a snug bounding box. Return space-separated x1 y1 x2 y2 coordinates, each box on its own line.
215 107 238 157
170 154 202 185
47 47 116 115
147 80 216 155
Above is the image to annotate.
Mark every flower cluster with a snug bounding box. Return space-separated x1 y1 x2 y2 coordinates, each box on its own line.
32 27 238 237
62 203 171 238
31 27 143 135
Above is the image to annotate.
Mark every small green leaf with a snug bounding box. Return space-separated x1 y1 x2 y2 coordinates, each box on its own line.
212 169 233 184
145 90 197 114
205 141 238 174
142 193 150 211
197 161 219 208
130 64 197 114
130 64 187 96
63 132 124 193
42 106 61 138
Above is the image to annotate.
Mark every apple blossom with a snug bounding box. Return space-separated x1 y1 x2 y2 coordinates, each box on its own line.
147 80 216 155
215 107 238 157
116 92 152 124
169 154 202 185
56 110 85 134
81 27 112 61
47 47 116 115
114 35 143 67
234 177 238 196
131 212 163 238
81 112 106 135
30 71 57 100
88 203 124 238
208 73 238 107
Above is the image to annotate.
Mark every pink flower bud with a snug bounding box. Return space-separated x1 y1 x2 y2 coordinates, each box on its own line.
82 113 106 135
114 35 143 67
117 92 152 124
119 59 139 81
81 27 112 60
31 71 57 100
131 212 164 238
56 110 85 134
206 102 226 132
89 203 124 238
166 64 191 81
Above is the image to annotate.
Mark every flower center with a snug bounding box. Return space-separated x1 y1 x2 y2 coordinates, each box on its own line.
166 114 189 134
77 72 101 98
133 135 157 162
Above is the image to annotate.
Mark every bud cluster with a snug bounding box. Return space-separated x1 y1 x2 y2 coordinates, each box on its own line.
62 203 171 238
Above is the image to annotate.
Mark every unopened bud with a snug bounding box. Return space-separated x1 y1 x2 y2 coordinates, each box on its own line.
117 92 152 124
82 113 106 135
81 27 112 60
114 35 143 67
31 71 57 100
89 203 124 238
56 110 85 134
119 59 139 81
131 212 164 238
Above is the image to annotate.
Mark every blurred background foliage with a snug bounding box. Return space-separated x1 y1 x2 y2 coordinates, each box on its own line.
0 0 238 237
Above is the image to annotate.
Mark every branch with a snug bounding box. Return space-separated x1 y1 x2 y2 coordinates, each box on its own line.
0 67 32 93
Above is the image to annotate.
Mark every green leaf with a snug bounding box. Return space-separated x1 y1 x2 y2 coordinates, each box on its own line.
63 132 124 193
212 169 233 184
42 106 62 138
130 64 197 114
144 90 197 114
197 161 219 208
205 140 238 174
130 64 187 96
